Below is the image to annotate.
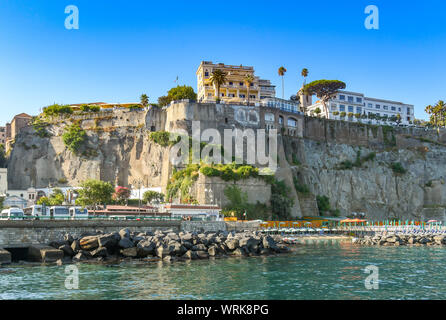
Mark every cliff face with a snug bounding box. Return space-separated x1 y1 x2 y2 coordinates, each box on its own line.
8 109 171 190
284 138 446 220
7 103 446 221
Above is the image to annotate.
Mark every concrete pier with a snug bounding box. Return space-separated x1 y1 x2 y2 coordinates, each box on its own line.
28 245 64 263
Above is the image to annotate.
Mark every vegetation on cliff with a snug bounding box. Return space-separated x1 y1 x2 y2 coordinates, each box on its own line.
223 185 269 220
62 123 87 154
43 104 73 117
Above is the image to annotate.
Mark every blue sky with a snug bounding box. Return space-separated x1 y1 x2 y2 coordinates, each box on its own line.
0 0 445 125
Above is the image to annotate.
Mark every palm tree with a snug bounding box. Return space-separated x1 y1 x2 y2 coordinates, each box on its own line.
435 100 445 127
301 68 309 86
209 69 227 103
244 74 254 106
140 94 149 108
425 105 435 127
278 66 287 99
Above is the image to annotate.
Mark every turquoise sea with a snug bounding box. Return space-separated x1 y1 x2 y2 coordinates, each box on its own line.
1 241 445 300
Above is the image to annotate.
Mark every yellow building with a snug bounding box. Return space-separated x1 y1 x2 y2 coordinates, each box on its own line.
196 61 275 104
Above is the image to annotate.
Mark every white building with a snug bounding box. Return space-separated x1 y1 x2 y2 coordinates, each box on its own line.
307 90 415 125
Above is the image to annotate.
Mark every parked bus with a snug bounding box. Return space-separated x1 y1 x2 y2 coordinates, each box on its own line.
69 207 89 219
23 205 50 218
0 207 25 220
49 206 70 219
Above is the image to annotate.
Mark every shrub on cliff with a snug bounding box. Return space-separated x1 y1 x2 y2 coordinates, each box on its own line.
43 104 73 117
63 123 87 154
149 131 176 147
391 162 407 175
200 166 221 177
80 104 100 113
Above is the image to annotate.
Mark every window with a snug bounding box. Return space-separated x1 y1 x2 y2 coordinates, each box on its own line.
229 82 233 85
368 103 373 108
205 71 209 77
339 95 345 100
239 94 245 98
348 96 354 102
287 118 298 127
265 113 275 122
339 105 346 112
391 106 396 111
376 104 381 109
356 97 362 103
407 108 411 115
357 107 362 113
376 113 380 117
250 95 256 99
331 105 337 111
383 105 388 110
239 82 244 86
398 107 401 112
348 106 354 113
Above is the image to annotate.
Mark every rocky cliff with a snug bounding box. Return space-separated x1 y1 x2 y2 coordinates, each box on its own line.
7 104 446 221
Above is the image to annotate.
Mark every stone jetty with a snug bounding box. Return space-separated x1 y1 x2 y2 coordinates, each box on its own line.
44 229 290 264
353 233 446 247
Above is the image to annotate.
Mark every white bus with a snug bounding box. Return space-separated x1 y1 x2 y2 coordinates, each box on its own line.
69 207 89 219
23 205 50 218
1 208 25 220
49 206 70 219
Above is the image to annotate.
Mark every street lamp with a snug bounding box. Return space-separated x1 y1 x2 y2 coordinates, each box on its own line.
132 178 144 215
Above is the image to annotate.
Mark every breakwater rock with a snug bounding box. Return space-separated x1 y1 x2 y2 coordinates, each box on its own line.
47 229 290 264
353 233 446 247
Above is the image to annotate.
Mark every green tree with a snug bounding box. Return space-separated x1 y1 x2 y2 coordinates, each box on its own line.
278 66 287 99
167 85 197 101
209 69 227 103
140 94 149 108
244 74 254 106
158 96 171 107
0 144 6 168
223 185 249 218
37 188 65 206
143 190 165 204
304 80 346 119
157 86 197 107
76 179 114 213
270 180 294 220
314 108 322 117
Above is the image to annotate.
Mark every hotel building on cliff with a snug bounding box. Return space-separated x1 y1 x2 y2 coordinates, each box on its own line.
196 61 276 104
306 90 415 125
196 61 301 114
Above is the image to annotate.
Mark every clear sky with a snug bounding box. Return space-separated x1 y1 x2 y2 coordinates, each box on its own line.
1 0 445 125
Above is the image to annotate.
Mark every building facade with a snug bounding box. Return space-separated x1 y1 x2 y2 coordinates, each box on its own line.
0 127 6 145
196 61 275 104
306 91 415 125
